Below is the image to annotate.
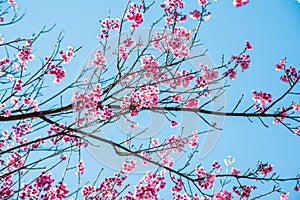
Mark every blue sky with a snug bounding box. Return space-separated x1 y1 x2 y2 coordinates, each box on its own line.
2 0 300 199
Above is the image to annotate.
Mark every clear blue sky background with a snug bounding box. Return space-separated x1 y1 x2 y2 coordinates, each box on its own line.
2 0 300 199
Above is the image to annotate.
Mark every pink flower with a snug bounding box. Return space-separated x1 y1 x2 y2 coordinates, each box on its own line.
280 193 289 200
275 58 286 71
245 40 253 50
14 78 23 91
126 3 144 28
184 98 199 108
93 50 106 69
252 90 272 108
188 130 199 147
231 167 241 175
198 0 208 5
233 0 249 8
170 120 179 128
292 103 300 112
224 68 237 80
97 18 120 39
214 190 232 200
122 159 137 173
234 53 251 71
76 160 85 175
190 10 202 19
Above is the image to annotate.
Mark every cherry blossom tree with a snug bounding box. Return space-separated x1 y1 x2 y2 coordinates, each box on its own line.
0 0 299 199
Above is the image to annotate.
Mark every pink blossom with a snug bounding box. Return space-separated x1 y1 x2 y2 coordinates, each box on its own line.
198 0 208 5
97 18 120 39
214 190 232 200
126 3 144 28
170 120 179 128
16 40 34 70
190 10 202 19
292 103 300 111
233 185 256 198
233 0 250 8
123 37 135 48
76 159 85 175
223 68 237 80
252 90 272 108
280 192 289 200
275 58 286 71
184 98 199 108
141 151 152 165
141 55 159 79
258 162 273 176
172 95 183 103
195 167 216 189
200 64 219 82
188 130 199 147
122 159 137 173
93 50 106 69
7 151 24 169
245 40 253 50
59 47 74 64
233 53 251 71
14 78 23 91
119 45 129 60
168 134 186 153
280 65 299 83
45 181 69 200
171 177 184 193
231 167 241 175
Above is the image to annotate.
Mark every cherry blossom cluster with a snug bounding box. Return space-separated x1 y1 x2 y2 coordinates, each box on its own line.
233 0 250 8
48 64 66 83
258 162 273 176
233 185 256 198
170 69 194 89
195 166 217 190
126 3 144 28
232 53 251 71
47 124 85 148
273 106 288 124
93 50 107 70
12 121 32 142
45 181 69 200
8 0 17 9
76 159 85 175
200 64 219 83
13 78 23 91
59 46 75 64
73 83 103 122
223 68 237 80
161 0 186 26
190 10 202 19
252 90 272 111
122 159 137 173
184 98 199 108
7 151 24 169
23 97 40 111
20 171 54 199
97 18 120 39
119 45 129 60
97 173 127 199
121 85 159 116
280 65 299 84
164 27 191 58
141 55 159 79
123 171 166 199
16 40 34 70
276 58 286 71
0 57 11 76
